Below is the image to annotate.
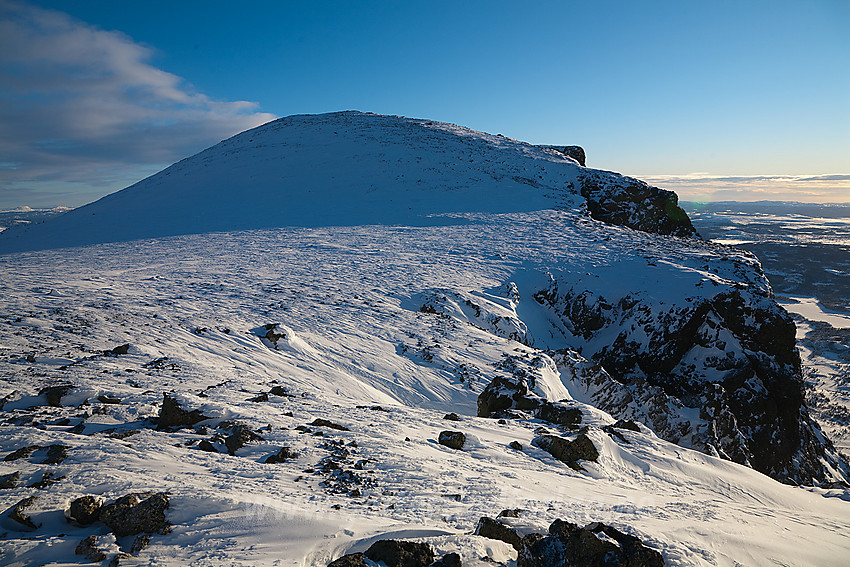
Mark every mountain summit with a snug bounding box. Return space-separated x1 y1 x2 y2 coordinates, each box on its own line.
0 111 693 253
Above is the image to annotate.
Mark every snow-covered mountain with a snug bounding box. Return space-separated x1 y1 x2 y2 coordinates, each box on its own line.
0 112 847 566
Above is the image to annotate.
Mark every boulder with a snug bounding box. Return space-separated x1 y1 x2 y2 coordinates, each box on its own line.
327 553 369 567
311 418 350 431
534 433 599 465
364 539 435 567
157 394 209 430
475 516 522 550
432 553 462 567
66 495 102 525
265 446 298 464
38 384 74 406
99 492 169 537
224 424 264 455
438 430 466 450
42 443 68 464
0 471 20 489
5 495 39 530
443 412 461 421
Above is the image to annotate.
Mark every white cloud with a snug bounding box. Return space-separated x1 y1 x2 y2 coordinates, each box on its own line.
640 173 850 203
0 1 276 207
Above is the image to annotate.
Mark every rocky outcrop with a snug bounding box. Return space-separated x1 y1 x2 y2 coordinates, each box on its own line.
518 519 664 567
157 394 209 430
533 433 599 467
99 492 170 537
537 273 850 485
477 376 581 427
578 170 696 237
66 495 102 525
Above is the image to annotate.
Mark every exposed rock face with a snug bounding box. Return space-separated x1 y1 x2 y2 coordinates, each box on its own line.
538 273 850 484
99 492 169 537
476 516 523 550
39 384 74 407
539 145 586 166
518 519 664 567
578 170 696 237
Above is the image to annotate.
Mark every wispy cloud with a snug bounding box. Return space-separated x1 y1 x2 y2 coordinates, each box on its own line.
0 1 276 207
641 173 850 203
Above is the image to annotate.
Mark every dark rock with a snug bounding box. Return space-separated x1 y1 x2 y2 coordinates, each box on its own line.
43 443 68 464
265 446 298 463
535 402 582 427
67 495 102 525
0 471 20 489
609 419 641 432
157 394 209 429
29 471 64 489
107 344 130 355
311 418 350 431
365 539 435 567
475 516 523 550
76 534 107 562
222 424 264 455
39 384 74 406
543 145 586 166
4 444 43 461
578 170 697 238
270 385 289 396
250 392 269 402
130 533 151 555
98 394 121 404
534 433 599 464
509 441 523 451
518 519 664 567
7 495 39 530
328 552 369 567
443 412 461 421
432 552 462 567
498 508 523 518
438 430 466 450
197 440 217 452
99 492 170 537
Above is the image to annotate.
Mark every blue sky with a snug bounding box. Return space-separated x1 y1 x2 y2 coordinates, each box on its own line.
1 0 848 208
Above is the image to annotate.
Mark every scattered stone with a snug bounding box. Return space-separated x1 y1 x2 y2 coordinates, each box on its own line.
4 444 43 462
364 539 435 567
157 394 209 430
42 443 68 464
518 519 664 567
99 492 170 537
328 552 369 567
265 446 298 464
29 471 65 489
130 533 151 555
534 433 599 465
509 441 523 451
76 534 107 563
39 384 74 406
98 394 122 404
67 495 102 525
311 418 350 431
438 430 466 450
7 495 39 530
475 516 523 551
443 412 461 421
0 471 20 489
250 392 270 402
197 440 217 452
432 552 462 567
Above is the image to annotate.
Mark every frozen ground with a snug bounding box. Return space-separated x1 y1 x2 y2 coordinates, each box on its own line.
1 211 848 566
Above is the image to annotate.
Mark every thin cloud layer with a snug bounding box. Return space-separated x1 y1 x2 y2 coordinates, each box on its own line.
0 1 276 207
642 173 850 203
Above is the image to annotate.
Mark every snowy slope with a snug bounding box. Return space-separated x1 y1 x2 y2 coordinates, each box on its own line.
0 219 848 566
0 113 847 565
